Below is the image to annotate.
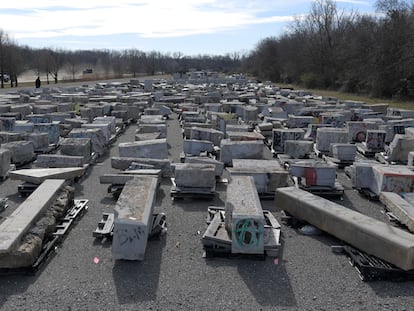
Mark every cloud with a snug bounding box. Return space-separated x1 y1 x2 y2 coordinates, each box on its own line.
1 0 301 40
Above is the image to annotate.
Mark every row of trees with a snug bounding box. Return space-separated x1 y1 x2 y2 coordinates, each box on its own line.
0 30 242 88
243 0 414 99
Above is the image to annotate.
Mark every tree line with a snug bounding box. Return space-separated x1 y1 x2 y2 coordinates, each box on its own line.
242 0 414 99
0 30 242 88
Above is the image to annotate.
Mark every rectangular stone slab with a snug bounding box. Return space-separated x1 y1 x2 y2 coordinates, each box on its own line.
100 172 160 184
275 186 414 271
9 167 85 184
112 176 158 261
0 179 66 254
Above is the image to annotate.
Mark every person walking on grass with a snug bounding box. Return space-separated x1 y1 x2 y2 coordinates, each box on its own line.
35 76 41 88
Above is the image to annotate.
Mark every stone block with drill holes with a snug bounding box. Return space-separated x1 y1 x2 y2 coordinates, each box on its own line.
225 175 265 254
112 176 158 261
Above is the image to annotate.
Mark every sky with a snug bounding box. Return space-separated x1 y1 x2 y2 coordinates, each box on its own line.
0 0 378 56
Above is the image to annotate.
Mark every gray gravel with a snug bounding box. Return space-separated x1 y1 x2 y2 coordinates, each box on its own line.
0 85 413 310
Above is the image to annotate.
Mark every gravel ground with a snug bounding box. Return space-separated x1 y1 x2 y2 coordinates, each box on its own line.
0 84 413 310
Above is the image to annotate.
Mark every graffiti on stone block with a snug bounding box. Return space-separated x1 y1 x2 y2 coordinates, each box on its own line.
234 218 262 247
115 226 145 246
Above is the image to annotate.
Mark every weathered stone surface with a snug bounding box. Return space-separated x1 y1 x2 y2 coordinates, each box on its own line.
173 163 216 188
0 179 66 255
364 130 386 151
272 128 305 153
60 137 92 160
371 165 414 195
35 154 85 168
9 167 85 184
230 159 288 193
112 176 158 261
220 139 264 166
330 143 356 161
0 148 11 178
183 139 214 155
190 127 224 146
226 131 265 141
1 141 35 164
33 123 60 144
111 156 172 177
387 134 414 162
290 161 337 187
119 139 168 159
184 156 224 177
137 123 167 138
275 187 414 271
100 172 160 184
225 176 265 254
380 192 414 233
81 123 111 143
68 128 106 155
135 133 161 141
315 128 348 152
24 133 49 151
284 140 314 159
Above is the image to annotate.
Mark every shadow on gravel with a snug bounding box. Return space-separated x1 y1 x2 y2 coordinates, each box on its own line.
112 236 166 303
205 246 296 308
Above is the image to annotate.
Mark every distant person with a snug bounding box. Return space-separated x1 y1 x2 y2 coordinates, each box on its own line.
35 76 41 88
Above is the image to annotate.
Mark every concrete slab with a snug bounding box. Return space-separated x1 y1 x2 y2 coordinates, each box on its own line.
35 154 85 168
0 179 66 254
275 186 414 271
100 172 160 184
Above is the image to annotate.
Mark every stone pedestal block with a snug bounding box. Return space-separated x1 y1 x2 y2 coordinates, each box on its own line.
112 176 158 261
225 176 265 254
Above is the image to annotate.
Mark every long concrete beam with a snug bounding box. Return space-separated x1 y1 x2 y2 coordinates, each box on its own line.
0 179 66 254
275 186 414 271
